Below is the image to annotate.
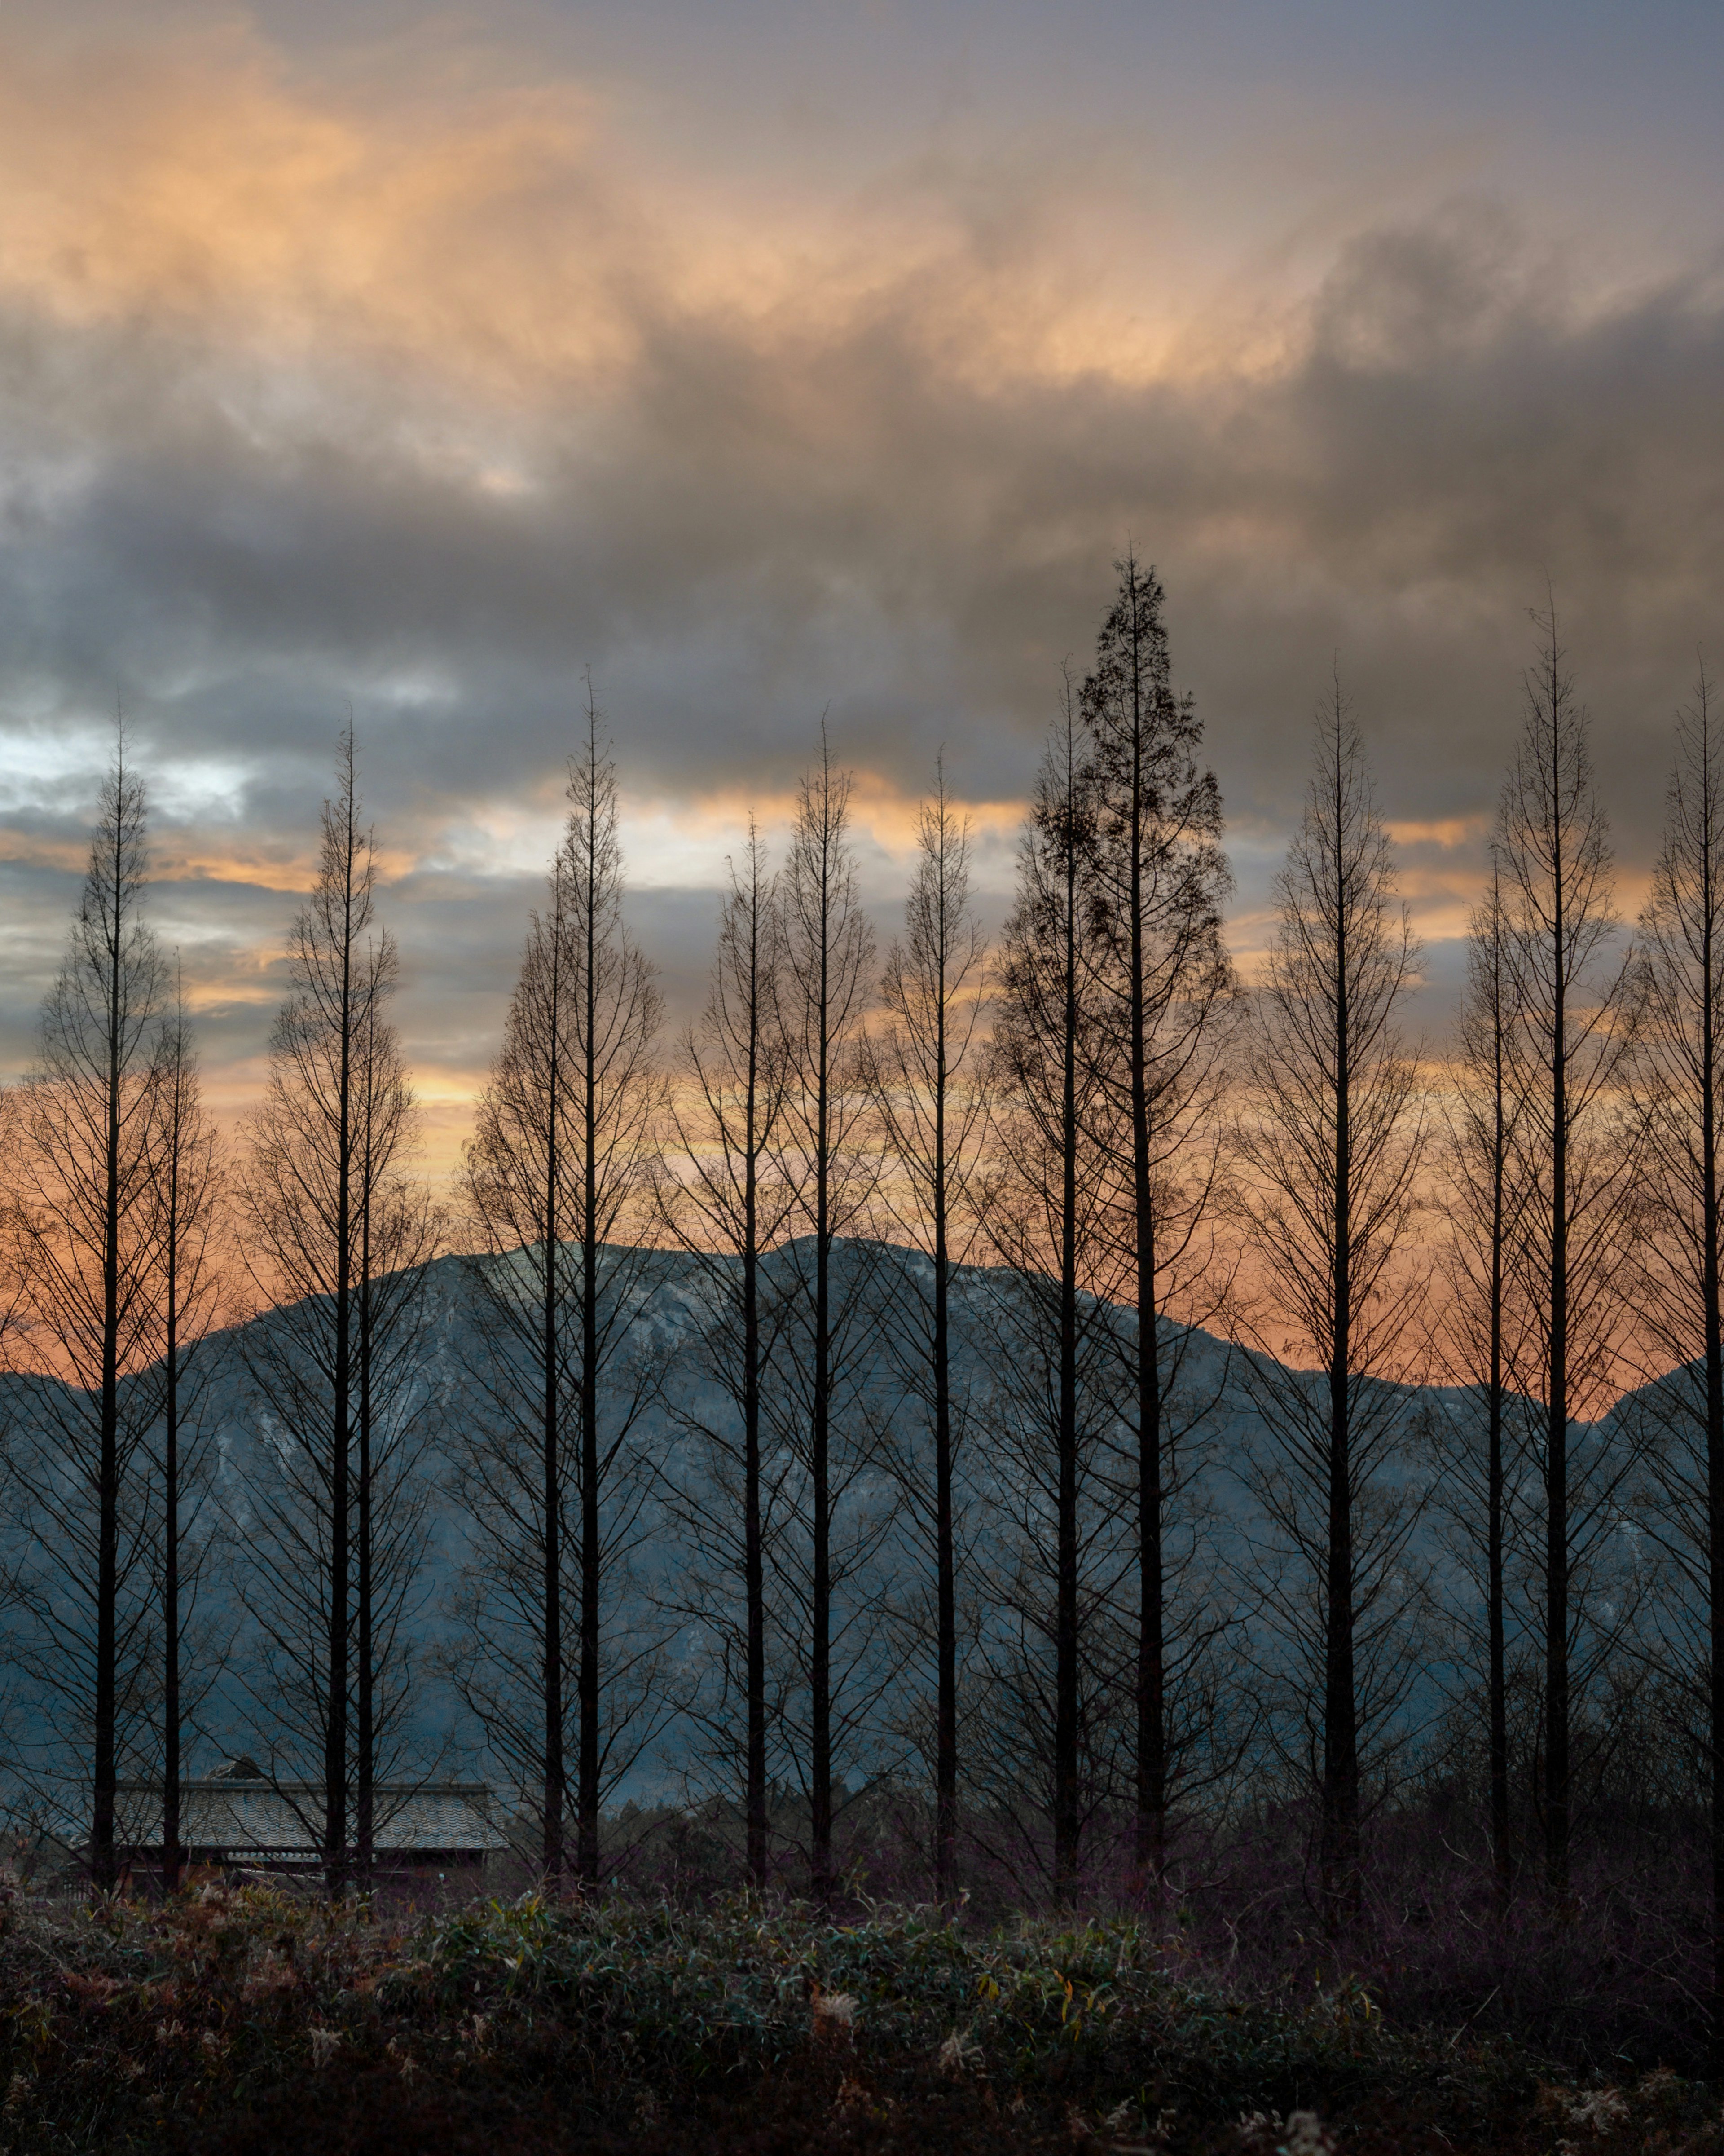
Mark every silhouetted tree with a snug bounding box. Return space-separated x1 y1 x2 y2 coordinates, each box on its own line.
348 958 441 1883
777 732 884 1900
1233 684 1424 1930
1434 862 1531 1905
660 824 795 1884
456 696 666 1886
989 683 1118 1900
862 759 991 1894
236 733 437 1896
1081 552 1236 1874
147 968 226 1893
1498 607 1639 1900
1627 663 1724 2051
8 737 165 1888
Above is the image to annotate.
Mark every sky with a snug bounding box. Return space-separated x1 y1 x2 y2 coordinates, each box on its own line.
3 0 1724 1173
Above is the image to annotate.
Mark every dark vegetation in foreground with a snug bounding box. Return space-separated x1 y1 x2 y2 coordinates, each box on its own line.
4 1810 1724 2156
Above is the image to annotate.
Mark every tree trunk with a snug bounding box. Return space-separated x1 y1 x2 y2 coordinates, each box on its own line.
162 1182 182 1898
810 1049 833 1903
356 1194 374 1890
324 856 354 1904
1487 1036 1512 1908
932 1120 957 1899
1053 826 1082 1905
541 1100 564 1883
1321 826 1359 1932
1545 799 1570 1905
743 1216 768 1887
578 914 602 1889
92 798 127 1895
743 970 769 1889
1702 859 1724 2066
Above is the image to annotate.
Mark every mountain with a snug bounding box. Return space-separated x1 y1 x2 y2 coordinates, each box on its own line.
0 1239 1658 1822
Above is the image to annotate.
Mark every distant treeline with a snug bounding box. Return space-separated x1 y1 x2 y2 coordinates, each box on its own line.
4 558 1723 2034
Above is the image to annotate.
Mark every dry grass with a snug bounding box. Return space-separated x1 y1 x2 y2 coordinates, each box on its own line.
0 1877 1707 2154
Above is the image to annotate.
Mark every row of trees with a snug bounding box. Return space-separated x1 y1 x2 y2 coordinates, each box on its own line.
0 734 440 1898
7 566 1724 2024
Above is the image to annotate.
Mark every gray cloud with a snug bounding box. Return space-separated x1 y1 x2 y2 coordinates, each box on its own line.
1 101 1722 1125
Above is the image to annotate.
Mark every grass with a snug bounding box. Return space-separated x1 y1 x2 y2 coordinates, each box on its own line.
0 1878 1712 2154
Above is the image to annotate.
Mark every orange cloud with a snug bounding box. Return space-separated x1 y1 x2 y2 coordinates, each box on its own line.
1385 815 1489 849
0 18 637 399
151 838 421 894
0 831 92 874
0 4 1268 459
623 775 1028 869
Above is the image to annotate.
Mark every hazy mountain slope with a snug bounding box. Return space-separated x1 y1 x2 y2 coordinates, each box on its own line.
0 1239 1655 1817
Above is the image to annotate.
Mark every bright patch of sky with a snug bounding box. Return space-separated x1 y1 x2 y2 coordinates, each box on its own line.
0 0 1719 1163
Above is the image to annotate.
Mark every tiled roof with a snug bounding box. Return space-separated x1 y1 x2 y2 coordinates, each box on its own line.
110 1779 506 1856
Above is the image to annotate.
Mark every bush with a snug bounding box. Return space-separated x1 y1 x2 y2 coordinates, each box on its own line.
0 1877 1709 2153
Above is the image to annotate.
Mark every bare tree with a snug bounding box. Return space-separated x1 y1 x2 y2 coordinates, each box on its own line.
349 962 441 1883
456 695 666 1886
988 683 1119 1900
236 733 437 1895
7 736 165 1888
777 730 882 1900
147 968 227 1892
659 825 796 1885
1233 683 1424 1928
1434 863 1532 1905
1080 551 1236 1875
1497 605 1639 1899
1626 663 1724 2053
862 758 991 1894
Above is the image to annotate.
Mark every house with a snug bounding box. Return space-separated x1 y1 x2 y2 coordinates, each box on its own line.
109 1756 508 1885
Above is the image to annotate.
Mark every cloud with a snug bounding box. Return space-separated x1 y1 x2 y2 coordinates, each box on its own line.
0 9 1720 1162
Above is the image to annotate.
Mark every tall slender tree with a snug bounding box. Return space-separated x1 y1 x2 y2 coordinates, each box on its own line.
1497 607 1638 1900
990 682 1117 1900
457 693 665 1886
1234 684 1424 1928
661 825 795 1884
1436 864 1528 1905
348 963 440 1885
778 730 879 1901
1627 664 1724 2054
1080 552 1235 1876
147 968 225 1894
8 735 165 1889
863 758 991 1895
237 733 435 1895
460 856 574 1880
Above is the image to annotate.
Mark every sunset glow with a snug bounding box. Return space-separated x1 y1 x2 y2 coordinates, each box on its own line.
0 0 1720 1182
